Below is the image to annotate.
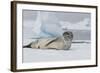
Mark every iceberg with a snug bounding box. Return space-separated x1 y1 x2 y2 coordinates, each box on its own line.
32 11 64 38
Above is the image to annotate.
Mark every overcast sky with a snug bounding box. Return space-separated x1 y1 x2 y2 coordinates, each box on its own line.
23 10 91 23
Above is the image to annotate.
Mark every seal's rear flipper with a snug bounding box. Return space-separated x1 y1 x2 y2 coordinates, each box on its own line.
23 43 32 48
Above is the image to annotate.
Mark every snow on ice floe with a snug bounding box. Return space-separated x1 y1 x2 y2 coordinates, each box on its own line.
23 43 91 63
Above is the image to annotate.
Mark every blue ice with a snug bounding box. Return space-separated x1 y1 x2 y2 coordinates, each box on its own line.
33 11 64 38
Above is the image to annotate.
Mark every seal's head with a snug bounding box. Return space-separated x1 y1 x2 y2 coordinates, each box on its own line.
63 31 73 40
63 31 73 50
